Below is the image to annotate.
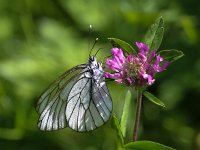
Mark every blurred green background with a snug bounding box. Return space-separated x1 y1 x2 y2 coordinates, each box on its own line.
0 0 200 149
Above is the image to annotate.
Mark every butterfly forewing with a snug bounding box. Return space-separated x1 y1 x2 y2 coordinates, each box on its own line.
37 65 87 131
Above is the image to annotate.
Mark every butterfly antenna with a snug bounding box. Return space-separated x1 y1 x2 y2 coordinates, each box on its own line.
88 25 92 54
94 48 103 57
89 37 98 57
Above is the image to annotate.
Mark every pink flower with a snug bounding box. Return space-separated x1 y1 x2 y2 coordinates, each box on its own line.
104 42 169 87
105 48 133 84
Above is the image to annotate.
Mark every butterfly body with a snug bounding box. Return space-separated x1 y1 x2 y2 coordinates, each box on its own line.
37 56 112 132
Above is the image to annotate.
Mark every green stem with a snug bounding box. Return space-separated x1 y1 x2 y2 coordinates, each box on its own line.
133 90 143 141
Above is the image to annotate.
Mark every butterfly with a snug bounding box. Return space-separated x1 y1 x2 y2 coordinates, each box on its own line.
36 45 112 132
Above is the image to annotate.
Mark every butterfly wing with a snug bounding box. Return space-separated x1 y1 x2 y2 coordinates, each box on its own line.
92 78 112 124
37 65 112 132
69 75 112 132
36 64 87 131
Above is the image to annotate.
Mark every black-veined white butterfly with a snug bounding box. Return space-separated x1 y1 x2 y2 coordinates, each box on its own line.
36 41 112 132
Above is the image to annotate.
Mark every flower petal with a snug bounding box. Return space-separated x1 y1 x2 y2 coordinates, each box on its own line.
160 61 170 71
127 55 134 62
104 72 114 78
149 49 156 62
147 75 155 85
138 53 147 62
136 42 149 55
126 77 133 85
115 78 123 84
112 48 125 64
106 59 122 71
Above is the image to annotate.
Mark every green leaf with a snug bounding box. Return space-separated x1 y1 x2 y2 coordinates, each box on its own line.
108 38 136 54
120 90 132 137
158 49 184 62
124 141 175 150
143 91 165 108
143 16 164 51
111 114 124 145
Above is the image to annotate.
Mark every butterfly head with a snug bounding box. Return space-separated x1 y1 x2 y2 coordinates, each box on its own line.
88 56 102 69
88 56 96 63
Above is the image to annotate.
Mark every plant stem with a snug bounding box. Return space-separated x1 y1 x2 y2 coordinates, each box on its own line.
133 90 143 141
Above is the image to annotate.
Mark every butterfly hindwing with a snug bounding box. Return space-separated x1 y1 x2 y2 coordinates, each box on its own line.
92 78 112 122
66 73 112 132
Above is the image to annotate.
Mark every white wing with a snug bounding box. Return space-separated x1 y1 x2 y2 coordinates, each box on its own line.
66 74 112 132
36 65 86 131
37 65 112 132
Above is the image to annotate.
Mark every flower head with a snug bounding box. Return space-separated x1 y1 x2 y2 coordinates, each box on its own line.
105 42 169 88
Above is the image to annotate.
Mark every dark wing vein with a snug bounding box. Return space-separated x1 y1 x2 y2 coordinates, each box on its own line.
99 82 112 112
66 76 91 131
66 77 90 104
97 85 111 113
